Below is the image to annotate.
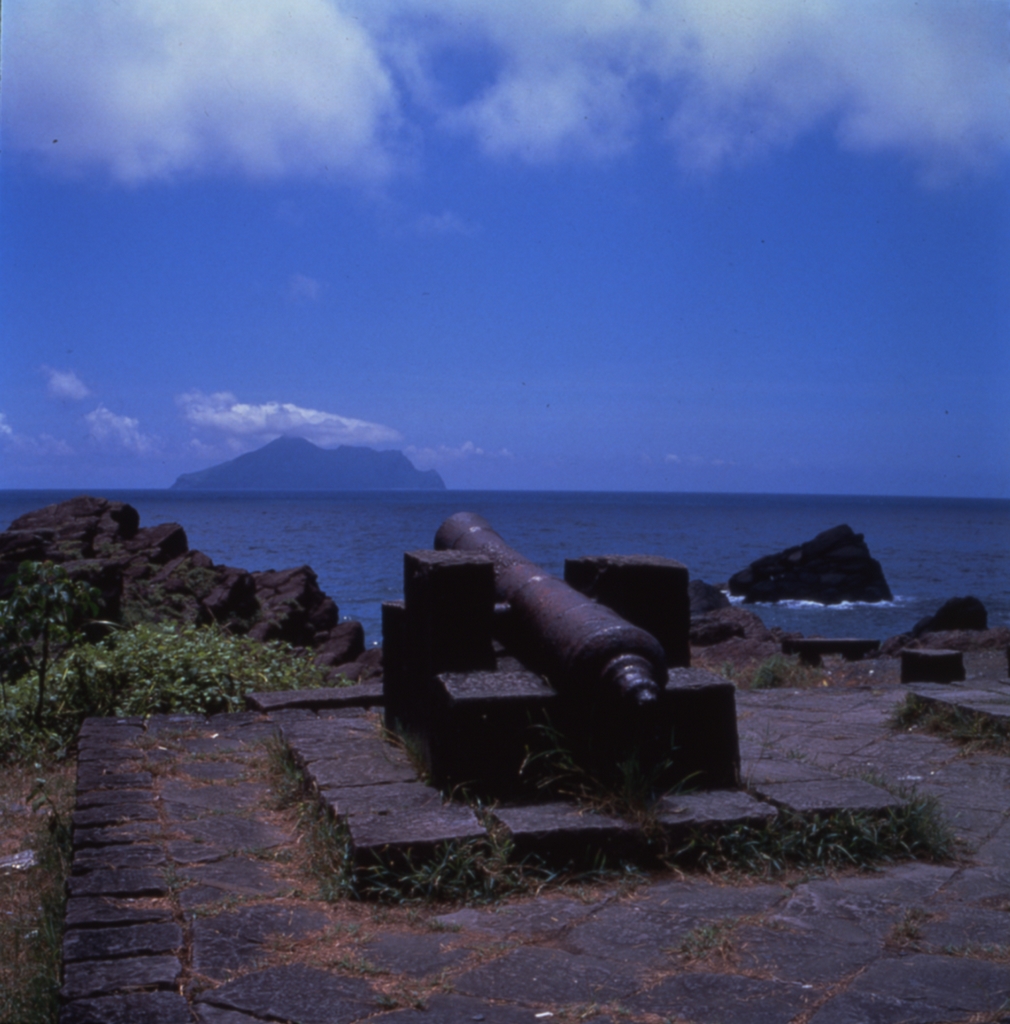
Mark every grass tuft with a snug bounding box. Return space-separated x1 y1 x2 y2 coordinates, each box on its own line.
675 789 956 876
891 693 1010 755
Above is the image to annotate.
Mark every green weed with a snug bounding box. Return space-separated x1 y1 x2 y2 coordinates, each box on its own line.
891 693 1010 754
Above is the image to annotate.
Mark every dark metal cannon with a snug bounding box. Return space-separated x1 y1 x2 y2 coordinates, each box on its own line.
382 513 740 795
434 512 668 709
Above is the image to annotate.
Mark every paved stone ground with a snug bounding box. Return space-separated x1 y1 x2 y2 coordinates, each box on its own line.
61 657 1010 1024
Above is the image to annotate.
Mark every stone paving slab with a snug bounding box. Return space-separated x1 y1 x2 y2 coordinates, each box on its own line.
752 777 902 814
195 964 377 1024
491 800 642 863
61 679 1010 1024
61 954 181 1001
246 682 385 712
58 991 193 1024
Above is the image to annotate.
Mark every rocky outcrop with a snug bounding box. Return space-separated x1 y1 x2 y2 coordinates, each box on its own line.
688 579 730 616
911 596 987 637
728 524 892 605
0 497 372 680
880 626 1010 657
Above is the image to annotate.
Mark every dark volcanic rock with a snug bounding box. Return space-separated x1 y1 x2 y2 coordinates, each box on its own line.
690 606 770 647
912 595 988 636
0 496 368 657
688 578 731 615
728 524 892 605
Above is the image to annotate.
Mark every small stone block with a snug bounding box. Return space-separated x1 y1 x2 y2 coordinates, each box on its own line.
303 737 417 791
325 783 486 864
64 897 173 929
901 648 966 683
63 922 183 962
753 778 902 815
660 668 741 789
59 991 193 1024
565 554 690 668
73 844 166 873
781 637 881 666
61 955 181 1001
73 822 162 850
68 868 169 898
245 683 384 712
403 549 496 680
72 803 158 829
657 789 778 839
492 801 642 864
427 668 558 792
76 770 153 794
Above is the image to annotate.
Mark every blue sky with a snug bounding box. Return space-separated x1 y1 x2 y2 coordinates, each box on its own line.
2 0 1007 495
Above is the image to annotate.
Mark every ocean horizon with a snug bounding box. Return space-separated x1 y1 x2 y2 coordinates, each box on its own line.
2 489 1008 647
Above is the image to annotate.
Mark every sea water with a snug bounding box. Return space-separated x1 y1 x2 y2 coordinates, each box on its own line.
1 490 1007 646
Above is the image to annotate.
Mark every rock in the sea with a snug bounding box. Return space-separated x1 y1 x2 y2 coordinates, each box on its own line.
0 498 364 665
688 579 731 615
727 524 892 605
689 606 769 647
911 595 987 637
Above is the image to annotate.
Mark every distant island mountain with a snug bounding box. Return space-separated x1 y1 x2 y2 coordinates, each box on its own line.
172 437 446 490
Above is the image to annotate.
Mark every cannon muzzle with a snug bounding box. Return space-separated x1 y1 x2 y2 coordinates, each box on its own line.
435 512 667 709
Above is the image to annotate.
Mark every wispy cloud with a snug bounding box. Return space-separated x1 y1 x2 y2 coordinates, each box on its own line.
414 210 477 236
287 273 322 301
85 405 154 454
177 390 401 447
0 412 74 456
6 1 1006 183
406 440 513 468
43 366 91 401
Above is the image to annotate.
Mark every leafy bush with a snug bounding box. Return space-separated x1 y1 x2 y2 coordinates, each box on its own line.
750 654 824 690
0 623 332 761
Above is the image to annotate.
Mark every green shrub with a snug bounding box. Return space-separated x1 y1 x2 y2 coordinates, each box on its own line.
750 654 823 690
0 623 331 761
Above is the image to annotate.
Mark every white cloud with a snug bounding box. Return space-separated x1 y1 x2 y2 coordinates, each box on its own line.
44 366 91 401
6 0 398 183
177 390 401 447
5 1 1006 182
414 210 477 236
85 405 154 453
0 412 74 456
287 273 321 301
406 440 513 468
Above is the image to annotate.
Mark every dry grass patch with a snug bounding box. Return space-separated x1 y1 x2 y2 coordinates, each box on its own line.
0 759 75 1024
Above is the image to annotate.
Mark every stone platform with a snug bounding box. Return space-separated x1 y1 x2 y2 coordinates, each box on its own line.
60 675 1010 1024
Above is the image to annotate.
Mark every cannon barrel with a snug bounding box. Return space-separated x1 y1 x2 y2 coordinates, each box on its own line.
434 512 667 708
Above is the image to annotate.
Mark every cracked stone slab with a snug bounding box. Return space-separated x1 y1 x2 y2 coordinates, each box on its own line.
73 844 166 873
180 856 288 898
454 947 639 1004
75 789 156 810
358 932 473 977
196 964 376 1024
63 922 183 962
191 905 330 981
433 896 607 939
64 897 173 930
159 779 270 819
166 840 228 864
73 822 162 849
742 758 839 785
752 778 902 814
77 747 146 765
491 801 642 863
368 994 541 1022
320 783 486 861
72 802 159 829
656 789 778 837
58 991 192 1024
176 816 289 852
247 683 384 712
68 868 169 899
305 745 418 790
627 971 816 1024
808 953 1010 1023
76 770 153 793
180 761 248 782
61 954 181 1001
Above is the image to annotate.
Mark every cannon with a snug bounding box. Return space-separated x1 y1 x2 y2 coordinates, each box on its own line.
382 513 740 795
434 512 668 709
